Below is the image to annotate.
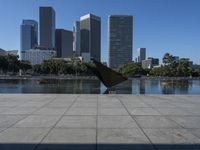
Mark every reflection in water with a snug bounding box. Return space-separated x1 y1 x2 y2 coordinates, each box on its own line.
160 80 191 94
139 80 145 94
0 79 200 94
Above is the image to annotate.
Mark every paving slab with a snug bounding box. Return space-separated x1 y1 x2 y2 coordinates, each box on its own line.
97 128 155 150
143 129 200 150
0 107 38 115
14 115 60 128
127 107 161 116
65 107 97 116
33 107 67 115
56 116 96 129
98 116 139 128
168 116 200 129
134 116 181 129
0 115 26 128
0 127 50 150
98 108 129 116
37 128 96 150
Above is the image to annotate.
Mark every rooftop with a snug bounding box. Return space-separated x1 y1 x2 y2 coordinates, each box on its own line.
80 13 101 21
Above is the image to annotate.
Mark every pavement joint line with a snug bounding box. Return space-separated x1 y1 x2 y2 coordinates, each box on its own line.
33 94 80 150
116 95 158 150
139 95 200 141
0 95 57 134
138 96 188 129
162 114 200 140
96 95 99 150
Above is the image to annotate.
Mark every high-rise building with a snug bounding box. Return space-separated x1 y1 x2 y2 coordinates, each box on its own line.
55 29 73 58
39 7 55 49
73 21 81 56
22 20 38 46
108 15 133 68
20 20 38 60
137 48 146 63
80 14 101 62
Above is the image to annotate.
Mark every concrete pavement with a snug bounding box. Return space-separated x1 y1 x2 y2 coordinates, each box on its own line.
0 94 199 150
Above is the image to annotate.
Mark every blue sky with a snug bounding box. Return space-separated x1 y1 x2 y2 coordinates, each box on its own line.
0 0 199 63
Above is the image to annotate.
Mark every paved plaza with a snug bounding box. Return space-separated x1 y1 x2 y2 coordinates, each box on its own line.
0 94 200 150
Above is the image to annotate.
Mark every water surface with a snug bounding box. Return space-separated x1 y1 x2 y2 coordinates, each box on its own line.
0 79 200 94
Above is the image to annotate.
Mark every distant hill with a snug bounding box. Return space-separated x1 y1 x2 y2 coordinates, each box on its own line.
0 48 6 54
0 48 18 55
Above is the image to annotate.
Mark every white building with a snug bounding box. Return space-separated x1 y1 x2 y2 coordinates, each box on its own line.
23 49 56 65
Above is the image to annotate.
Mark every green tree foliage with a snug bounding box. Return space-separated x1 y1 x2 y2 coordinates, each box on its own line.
117 63 145 77
176 58 191 77
34 59 95 75
0 54 20 73
0 54 8 73
163 53 174 65
19 60 32 72
149 53 198 77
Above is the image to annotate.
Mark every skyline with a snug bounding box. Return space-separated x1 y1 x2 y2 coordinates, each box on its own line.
0 0 200 63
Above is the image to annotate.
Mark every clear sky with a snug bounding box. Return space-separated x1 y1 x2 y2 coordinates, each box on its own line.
0 0 199 64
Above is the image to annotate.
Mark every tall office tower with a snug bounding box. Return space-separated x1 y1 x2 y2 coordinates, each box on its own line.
20 20 38 60
55 29 73 58
39 7 55 49
137 48 146 63
73 21 81 56
22 20 38 47
108 15 133 68
80 14 101 62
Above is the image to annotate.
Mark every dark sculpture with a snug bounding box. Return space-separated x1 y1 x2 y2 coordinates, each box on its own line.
88 59 128 93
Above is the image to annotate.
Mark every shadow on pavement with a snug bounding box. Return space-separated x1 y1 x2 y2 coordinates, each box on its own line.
0 143 200 150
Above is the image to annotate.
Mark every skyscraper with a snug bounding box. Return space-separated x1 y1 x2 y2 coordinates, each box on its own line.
80 14 101 62
39 7 55 49
73 21 81 56
108 15 133 68
137 48 146 63
55 29 73 58
20 20 38 60
22 20 38 46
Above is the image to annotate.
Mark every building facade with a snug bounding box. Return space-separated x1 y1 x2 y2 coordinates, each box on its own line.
55 29 73 58
108 15 133 68
22 20 38 46
137 48 146 63
39 7 55 49
80 14 101 62
73 21 81 56
20 20 38 60
142 57 159 69
23 49 56 65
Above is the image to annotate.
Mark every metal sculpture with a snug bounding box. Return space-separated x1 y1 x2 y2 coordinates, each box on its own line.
88 59 128 93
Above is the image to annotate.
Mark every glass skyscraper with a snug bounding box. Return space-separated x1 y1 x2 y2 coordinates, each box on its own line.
108 15 133 68
80 14 101 62
137 48 146 63
55 29 73 58
39 7 55 49
20 20 38 60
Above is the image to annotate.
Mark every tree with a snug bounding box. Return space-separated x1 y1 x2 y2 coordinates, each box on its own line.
163 53 174 65
33 64 42 74
118 63 145 77
19 60 32 73
177 58 190 77
0 55 8 73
